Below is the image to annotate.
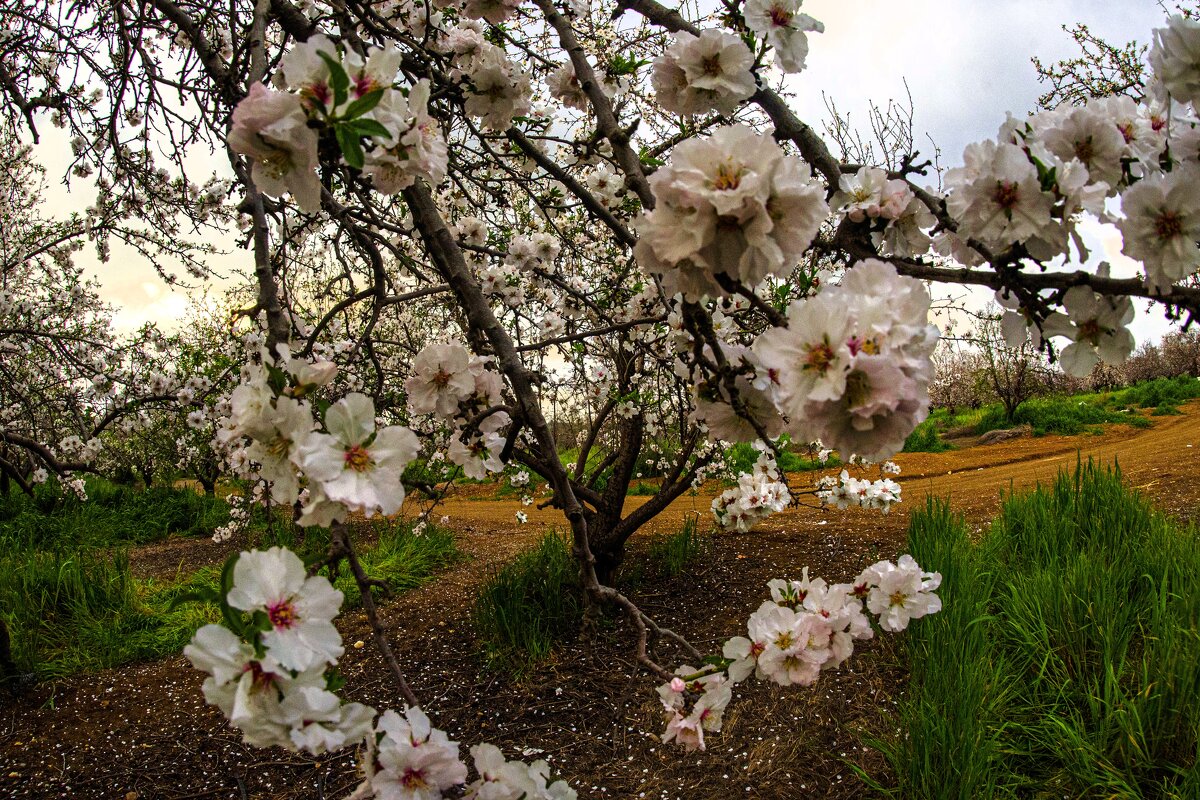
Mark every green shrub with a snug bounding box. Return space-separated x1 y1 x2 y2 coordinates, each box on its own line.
873 462 1200 797
971 404 1013 436
472 531 582 675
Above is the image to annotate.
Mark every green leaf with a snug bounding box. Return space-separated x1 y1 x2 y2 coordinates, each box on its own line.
342 88 384 121
345 118 392 139
220 551 241 600
608 54 648 77
167 587 219 612
336 125 365 170
318 51 350 109
221 603 247 638
265 363 289 395
325 668 347 693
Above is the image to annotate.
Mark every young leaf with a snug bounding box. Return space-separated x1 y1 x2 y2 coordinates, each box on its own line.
336 125 366 170
317 51 350 109
346 118 392 140
342 87 384 121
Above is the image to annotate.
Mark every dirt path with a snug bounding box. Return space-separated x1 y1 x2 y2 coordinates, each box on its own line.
2 405 1195 799
431 400 1200 542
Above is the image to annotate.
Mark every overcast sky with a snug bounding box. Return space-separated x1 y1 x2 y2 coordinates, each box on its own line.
42 0 1175 339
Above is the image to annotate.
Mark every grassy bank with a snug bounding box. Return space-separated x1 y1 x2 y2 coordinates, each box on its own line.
871 461 1200 797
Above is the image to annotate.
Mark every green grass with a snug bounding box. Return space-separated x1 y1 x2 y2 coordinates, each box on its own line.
902 418 953 452
646 516 710 578
0 477 241 551
870 461 1200 797
1111 375 1200 410
0 518 459 682
472 531 583 676
334 520 460 606
927 377 1200 441
1011 395 1150 435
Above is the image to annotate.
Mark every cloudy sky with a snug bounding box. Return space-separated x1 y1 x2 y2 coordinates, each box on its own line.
42 0 1174 338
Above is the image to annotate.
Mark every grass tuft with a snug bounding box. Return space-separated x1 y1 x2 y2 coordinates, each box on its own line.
646 516 710 578
472 531 582 676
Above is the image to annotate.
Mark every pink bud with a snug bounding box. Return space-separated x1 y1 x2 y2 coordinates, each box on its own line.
669 677 686 693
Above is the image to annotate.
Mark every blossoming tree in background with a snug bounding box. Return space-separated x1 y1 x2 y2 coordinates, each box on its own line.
4 0 1200 794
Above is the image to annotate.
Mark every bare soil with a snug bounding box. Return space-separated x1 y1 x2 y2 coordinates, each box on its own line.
3 403 1198 800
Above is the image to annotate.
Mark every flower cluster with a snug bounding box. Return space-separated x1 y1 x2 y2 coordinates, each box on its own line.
655 556 940 751
184 548 374 753
743 0 824 74
228 36 448 211
814 469 902 514
634 124 828 299
754 260 938 461
711 450 791 531
220 347 421 527
405 342 510 480
652 30 756 117
185 547 576 798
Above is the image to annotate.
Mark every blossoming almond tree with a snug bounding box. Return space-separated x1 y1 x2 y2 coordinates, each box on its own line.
4 0 1200 794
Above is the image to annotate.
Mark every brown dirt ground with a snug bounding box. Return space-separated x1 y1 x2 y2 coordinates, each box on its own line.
2 403 1199 800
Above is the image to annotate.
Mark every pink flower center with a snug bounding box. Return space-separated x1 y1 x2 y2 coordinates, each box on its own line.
1155 210 1184 240
700 54 724 77
1077 318 1102 343
268 600 299 630
302 81 331 111
401 768 429 789
769 5 793 28
1073 137 1095 163
244 660 280 691
344 444 372 472
992 180 1020 211
432 368 453 388
353 73 378 98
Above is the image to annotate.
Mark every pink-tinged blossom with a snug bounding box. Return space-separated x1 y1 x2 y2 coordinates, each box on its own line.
1150 15 1200 110
743 0 823 73
753 260 936 461
652 31 756 117
635 124 828 299
365 81 449 193
1117 165 1200 291
463 743 577 799
1051 283 1135 377
463 45 532 130
1033 104 1126 190
228 83 322 213
225 547 345 671
296 393 420 518
406 342 476 418
463 0 522 25
945 139 1056 252
372 707 469 800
